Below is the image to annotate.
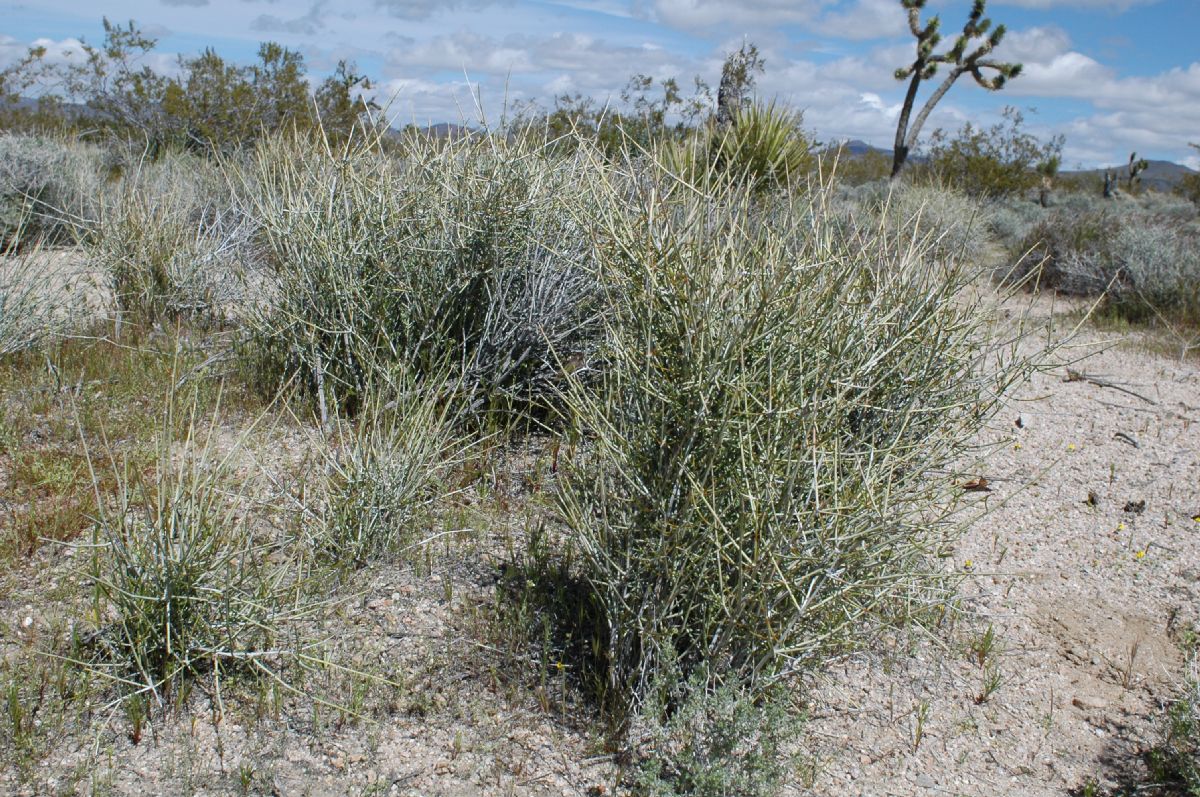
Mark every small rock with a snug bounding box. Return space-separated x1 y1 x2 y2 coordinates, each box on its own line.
915 773 937 789
859 753 872 765
1073 696 1107 711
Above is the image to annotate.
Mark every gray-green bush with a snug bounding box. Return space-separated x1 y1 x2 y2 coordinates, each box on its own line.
831 180 992 268
1011 193 1200 330
318 373 463 566
0 233 58 355
556 157 1032 721
629 666 798 797
0 133 105 249
83 392 301 703
240 130 601 418
84 150 254 322
1105 222 1200 326
1147 647 1200 795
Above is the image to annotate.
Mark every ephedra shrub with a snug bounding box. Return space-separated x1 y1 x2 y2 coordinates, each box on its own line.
555 154 1035 728
239 128 601 420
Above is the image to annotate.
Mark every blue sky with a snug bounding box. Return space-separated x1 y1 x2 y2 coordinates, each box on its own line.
2 0 1197 169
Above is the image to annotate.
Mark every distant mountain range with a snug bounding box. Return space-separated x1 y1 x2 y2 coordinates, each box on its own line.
1058 160 1197 193
824 138 1198 191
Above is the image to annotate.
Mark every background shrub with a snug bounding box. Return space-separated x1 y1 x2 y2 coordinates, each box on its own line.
1009 192 1200 329
0 231 60 354
829 180 992 268
240 130 602 420
85 150 255 323
0 133 105 249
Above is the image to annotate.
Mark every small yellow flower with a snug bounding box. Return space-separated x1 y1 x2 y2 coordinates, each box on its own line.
1134 550 1146 560
1067 443 1077 451
555 661 565 671
1117 522 1126 531
1013 443 1022 450
964 559 974 570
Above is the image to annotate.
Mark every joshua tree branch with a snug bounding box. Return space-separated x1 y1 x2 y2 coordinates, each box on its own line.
890 0 1020 180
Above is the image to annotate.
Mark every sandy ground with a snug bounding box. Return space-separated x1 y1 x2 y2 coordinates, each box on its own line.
2 266 1198 795
797 295 1200 796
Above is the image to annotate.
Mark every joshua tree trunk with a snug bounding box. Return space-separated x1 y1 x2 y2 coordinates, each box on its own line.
715 41 763 132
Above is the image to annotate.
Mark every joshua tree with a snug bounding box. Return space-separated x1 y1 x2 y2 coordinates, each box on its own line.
716 42 764 132
890 0 1022 179
1126 151 1149 192
1104 170 1119 199
1036 154 1061 208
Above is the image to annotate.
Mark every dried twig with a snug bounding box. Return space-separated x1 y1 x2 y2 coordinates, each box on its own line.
1113 432 1139 448
1064 368 1157 405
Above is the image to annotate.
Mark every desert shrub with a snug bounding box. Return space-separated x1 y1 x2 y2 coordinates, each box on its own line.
556 160 1031 722
986 197 1047 252
830 181 991 267
826 146 892 186
666 102 815 194
925 108 1064 201
831 178 890 211
1147 649 1200 795
1050 191 1105 215
318 374 462 566
1012 199 1200 328
884 182 992 266
83 391 302 703
84 149 254 322
240 130 601 419
1010 208 1119 294
1181 173 1200 208
0 221 60 355
1104 222 1200 326
629 665 799 797
0 133 105 248
1134 190 1199 223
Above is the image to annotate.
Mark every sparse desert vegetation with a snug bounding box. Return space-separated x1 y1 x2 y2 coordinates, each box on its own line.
2 10 1200 797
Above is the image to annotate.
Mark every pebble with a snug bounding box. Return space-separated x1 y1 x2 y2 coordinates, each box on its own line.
915 774 937 788
1072 696 1107 711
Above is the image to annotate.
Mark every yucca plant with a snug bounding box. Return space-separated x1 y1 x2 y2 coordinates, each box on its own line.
666 102 814 193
